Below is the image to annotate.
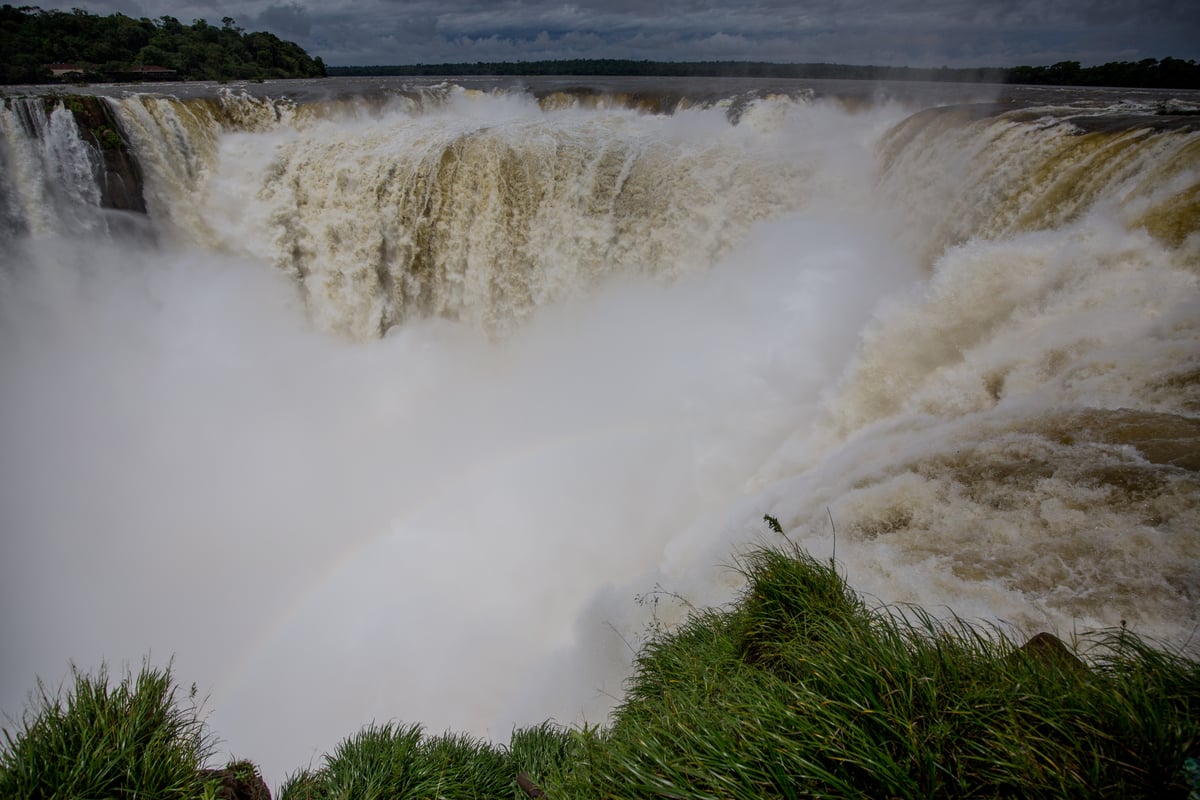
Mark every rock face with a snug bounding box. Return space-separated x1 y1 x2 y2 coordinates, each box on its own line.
58 95 146 213
200 760 272 800
1012 632 1087 673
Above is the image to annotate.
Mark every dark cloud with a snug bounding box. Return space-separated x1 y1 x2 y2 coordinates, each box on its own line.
255 2 311 38
19 0 1200 77
390 13 437 44
102 0 149 17
1081 0 1197 26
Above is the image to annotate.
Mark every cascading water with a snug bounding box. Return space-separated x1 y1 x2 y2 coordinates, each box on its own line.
0 98 106 236
1 79 1197 783
103 87 817 337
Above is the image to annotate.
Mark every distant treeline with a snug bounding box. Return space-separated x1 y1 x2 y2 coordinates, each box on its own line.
329 58 1200 89
0 5 326 84
1006 58 1199 88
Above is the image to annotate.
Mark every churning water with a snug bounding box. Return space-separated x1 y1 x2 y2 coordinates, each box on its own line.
1 77 1198 780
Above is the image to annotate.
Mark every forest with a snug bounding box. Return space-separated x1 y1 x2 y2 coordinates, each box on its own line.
329 57 1200 89
0 5 326 83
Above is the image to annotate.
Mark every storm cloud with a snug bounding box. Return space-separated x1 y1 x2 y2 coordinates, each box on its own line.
254 2 311 38
21 0 1200 66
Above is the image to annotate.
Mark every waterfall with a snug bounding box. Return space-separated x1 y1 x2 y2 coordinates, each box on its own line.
0 98 105 236
1 78 1197 782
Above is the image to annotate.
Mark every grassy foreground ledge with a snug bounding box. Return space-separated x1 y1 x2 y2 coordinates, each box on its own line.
4 546 1199 799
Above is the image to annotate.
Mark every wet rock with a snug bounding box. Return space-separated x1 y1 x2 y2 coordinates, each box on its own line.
1012 632 1087 673
57 95 146 213
200 760 272 800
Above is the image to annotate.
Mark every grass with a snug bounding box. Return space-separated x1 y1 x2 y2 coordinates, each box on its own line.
4 546 1199 798
548 546 1200 799
0 660 212 799
276 720 586 799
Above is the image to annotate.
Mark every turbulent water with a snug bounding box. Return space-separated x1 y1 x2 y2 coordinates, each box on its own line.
1 76 1198 781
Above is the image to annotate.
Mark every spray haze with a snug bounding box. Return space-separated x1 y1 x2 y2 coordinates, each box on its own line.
1 82 1198 782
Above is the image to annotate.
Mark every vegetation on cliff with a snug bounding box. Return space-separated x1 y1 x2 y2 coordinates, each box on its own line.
0 5 325 84
328 57 1200 89
3 545 1198 798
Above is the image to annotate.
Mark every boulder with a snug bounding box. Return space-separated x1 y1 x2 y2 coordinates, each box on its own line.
200 760 272 800
1011 631 1087 674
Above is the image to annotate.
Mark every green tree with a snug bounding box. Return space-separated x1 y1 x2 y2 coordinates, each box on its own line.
0 5 326 82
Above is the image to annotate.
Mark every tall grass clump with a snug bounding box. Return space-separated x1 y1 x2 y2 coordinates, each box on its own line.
0 660 212 799
547 545 1200 799
278 720 585 800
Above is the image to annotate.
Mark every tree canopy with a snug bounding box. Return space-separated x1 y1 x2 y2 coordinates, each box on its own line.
0 5 326 83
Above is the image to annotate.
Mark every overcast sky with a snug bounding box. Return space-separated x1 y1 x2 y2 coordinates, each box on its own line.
28 0 1200 70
